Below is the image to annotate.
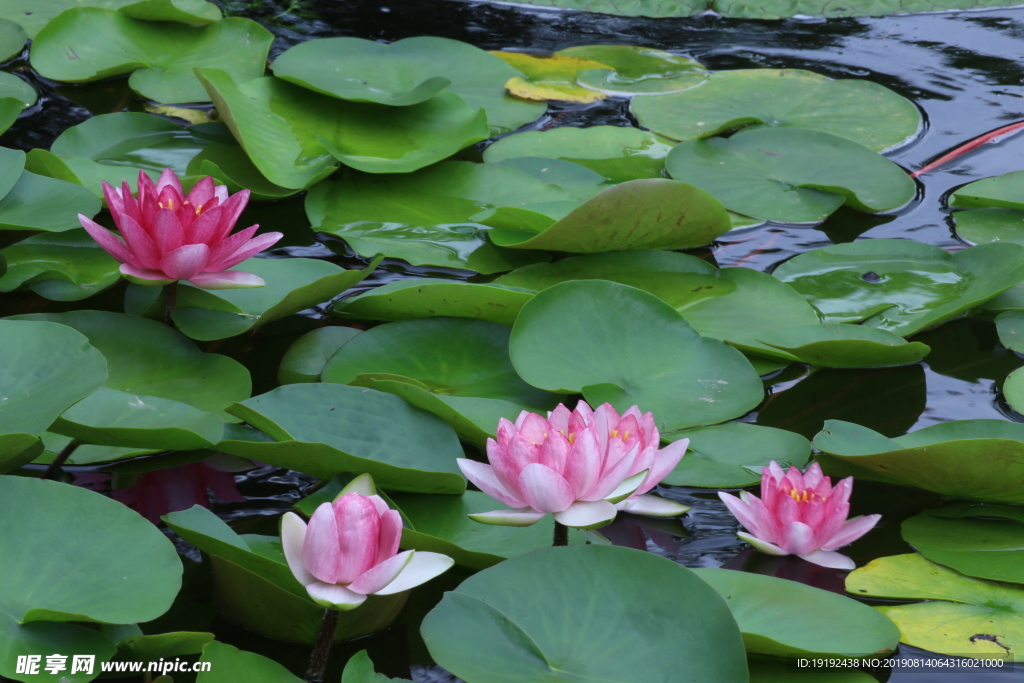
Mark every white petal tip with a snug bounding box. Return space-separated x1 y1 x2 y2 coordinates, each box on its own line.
617 494 690 517
468 508 546 527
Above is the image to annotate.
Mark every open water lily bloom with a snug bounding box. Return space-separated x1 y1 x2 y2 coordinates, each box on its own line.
78 168 282 289
458 401 689 529
281 476 454 611
719 461 881 570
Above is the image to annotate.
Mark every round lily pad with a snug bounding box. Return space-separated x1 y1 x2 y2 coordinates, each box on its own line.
31 9 273 103
665 127 916 224
332 280 536 326
1004 366 1024 415
632 69 920 152
950 170 1024 212
813 418 1024 504
558 45 707 95
661 423 810 487
118 0 223 24
0 71 35 107
422 545 748 683
903 510 1024 584
0 17 26 61
773 239 1024 336
278 327 362 384
847 553 1022 660
270 36 544 133
950 172 1024 246
0 476 181 681
322 317 557 408
509 280 764 431
693 568 900 658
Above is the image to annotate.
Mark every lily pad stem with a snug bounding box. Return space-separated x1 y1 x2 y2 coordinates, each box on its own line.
305 608 340 683
162 281 178 326
553 521 569 547
44 440 80 480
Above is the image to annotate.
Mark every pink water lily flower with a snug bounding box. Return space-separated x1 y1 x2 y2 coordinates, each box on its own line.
458 401 689 529
79 168 282 289
719 461 881 570
281 475 453 611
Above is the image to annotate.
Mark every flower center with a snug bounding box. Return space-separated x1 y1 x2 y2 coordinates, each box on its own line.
787 488 826 503
610 429 630 441
556 430 576 445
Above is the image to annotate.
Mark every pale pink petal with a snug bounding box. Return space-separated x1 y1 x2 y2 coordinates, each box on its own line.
214 185 230 203
803 461 824 489
584 441 641 501
364 494 389 515
743 491 782 543
719 491 770 540
537 430 570 473
302 503 343 585
102 181 124 222
188 270 265 289
547 404 572 433
374 551 454 595
517 412 550 444
799 550 856 570
562 428 602 499
160 243 210 281
821 514 881 550
616 493 690 517
488 436 532 499
207 231 282 271
333 494 381 584
349 549 414 595
185 176 216 208
156 167 183 197
305 580 366 611
634 438 687 496
120 181 141 225
513 410 531 429
457 458 524 508
552 499 616 528
767 461 787 483
152 208 186 253
602 470 648 504
468 507 546 526
496 418 517 449
782 521 817 556
186 205 224 244
738 531 787 556
592 403 619 454
280 512 314 587
517 462 576 513
78 215 135 265
376 509 402 564
118 214 161 269
119 263 174 286
211 189 250 243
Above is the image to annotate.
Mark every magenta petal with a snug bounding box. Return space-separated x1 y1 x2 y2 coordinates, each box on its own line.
822 514 881 550
214 185 230 203
118 214 161 269
719 491 770 540
102 182 124 222
187 270 265 289
186 205 224 245
119 263 174 285
349 550 414 595
302 503 343 584
333 494 382 584
517 462 575 514
457 458 524 508
156 167 183 196
185 176 215 208
152 208 186 253
212 189 250 243
209 231 282 272
78 215 135 265
160 243 210 281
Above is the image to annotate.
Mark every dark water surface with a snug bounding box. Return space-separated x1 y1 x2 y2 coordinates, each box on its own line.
5 0 1024 680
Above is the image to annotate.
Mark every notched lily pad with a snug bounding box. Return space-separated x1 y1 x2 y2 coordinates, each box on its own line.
755 323 931 368
632 69 920 152
665 127 915 224
813 418 1024 504
903 508 1024 585
278 327 363 384
847 553 1022 660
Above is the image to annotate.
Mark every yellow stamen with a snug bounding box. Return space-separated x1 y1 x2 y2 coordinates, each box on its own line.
623 430 630 440
568 433 575 445
611 429 618 439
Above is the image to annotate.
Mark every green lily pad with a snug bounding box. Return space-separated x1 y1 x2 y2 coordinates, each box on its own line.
0 476 181 682
558 45 707 95
31 10 272 103
497 251 821 359
632 69 920 152
161 257 380 341
665 127 916 224
755 323 931 368
25 113 207 198
270 36 544 134
661 423 810 487
422 545 748 683
475 0 706 17
12 311 251 418
509 280 764 431
693 568 900 657
0 17 26 61
304 163 572 272
484 125 674 184
774 240 1024 336
332 280 535 326
996 310 1024 353
0 71 35 106
37 431 156 466
493 157 608 201
0 0 142 37
108 627 214 664
389 490 586 570
487 178 732 252
0 319 107 472
0 230 120 301
1004 366 1024 415
119 0 222 24
951 170 1024 212
342 651 412 683
0 146 24 196
197 642 303 682
903 510 1024 585
278 327 362 384
847 552 1023 660
322 317 557 408
748 659 876 682
367 379 536 447
0 98 20 136
50 387 224 450
950 173 1024 245
198 70 487 188
0 170 102 232
813 418 1024 504
220 383 466 492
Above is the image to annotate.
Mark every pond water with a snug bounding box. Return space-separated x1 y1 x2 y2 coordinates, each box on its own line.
5 0 1024 681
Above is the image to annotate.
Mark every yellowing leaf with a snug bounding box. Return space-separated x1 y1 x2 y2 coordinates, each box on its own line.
490 51 611 103
144 103 214 125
